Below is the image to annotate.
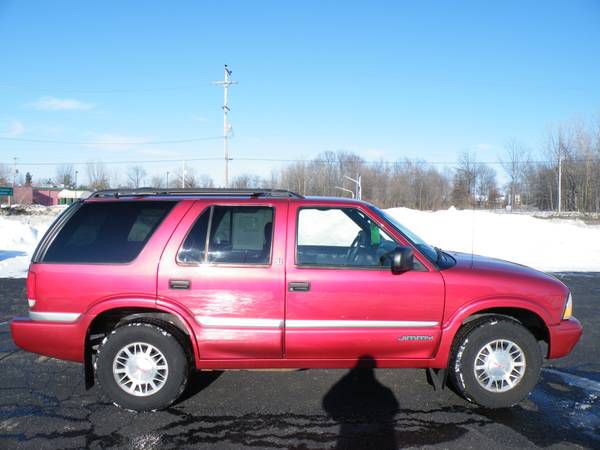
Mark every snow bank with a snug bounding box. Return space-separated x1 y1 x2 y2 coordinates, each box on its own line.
386 207 600 272
1 206 599 278
0 214 56 277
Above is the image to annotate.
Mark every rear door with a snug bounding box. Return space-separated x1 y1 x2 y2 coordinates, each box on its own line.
157 200 287 359
284 202 444 360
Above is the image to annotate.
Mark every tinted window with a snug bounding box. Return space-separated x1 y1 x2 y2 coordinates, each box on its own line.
178 206 274 265
296 207 400 268
44 201 174 263
209 206 273 264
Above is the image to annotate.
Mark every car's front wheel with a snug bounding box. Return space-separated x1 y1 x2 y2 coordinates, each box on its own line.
449 316 542 408
95 321 189 411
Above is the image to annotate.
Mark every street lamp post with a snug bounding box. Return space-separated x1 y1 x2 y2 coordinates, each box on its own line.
344 174 362 200
335 186 355 198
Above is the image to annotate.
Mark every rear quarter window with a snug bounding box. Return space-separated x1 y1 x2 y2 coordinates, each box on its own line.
43 201 175 263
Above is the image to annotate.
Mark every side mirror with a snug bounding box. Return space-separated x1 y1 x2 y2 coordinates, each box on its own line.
390 247 414 274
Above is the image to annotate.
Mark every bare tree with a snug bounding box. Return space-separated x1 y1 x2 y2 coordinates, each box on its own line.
231 174 265 189
0 163 10 185
149 175 164 188
127 165 147 188
174 167 200 188
475 164 498 207
197 174 215 188
451 152 479 207
55 164 75 187
86 161 110 190
502 139 529 208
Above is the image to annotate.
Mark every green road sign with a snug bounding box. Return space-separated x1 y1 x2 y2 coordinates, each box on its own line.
0 186 14 196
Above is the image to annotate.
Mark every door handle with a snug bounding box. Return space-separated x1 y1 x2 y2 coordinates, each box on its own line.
169 279 191 290
288 281 310 292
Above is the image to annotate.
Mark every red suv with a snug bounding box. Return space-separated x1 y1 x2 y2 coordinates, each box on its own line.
11 189 582 411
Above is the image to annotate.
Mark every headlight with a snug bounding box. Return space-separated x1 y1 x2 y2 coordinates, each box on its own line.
562 292 573 320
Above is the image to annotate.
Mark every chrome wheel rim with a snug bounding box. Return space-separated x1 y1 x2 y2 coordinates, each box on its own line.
474 339 526 392
113 342 168 397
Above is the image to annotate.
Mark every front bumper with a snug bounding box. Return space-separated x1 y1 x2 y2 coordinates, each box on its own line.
547 317 583 359
10 317 85 362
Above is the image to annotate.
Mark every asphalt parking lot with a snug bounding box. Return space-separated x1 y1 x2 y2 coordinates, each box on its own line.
0 274 598 449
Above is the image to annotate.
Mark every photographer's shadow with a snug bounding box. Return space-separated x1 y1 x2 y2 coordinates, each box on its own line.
323 355 399 450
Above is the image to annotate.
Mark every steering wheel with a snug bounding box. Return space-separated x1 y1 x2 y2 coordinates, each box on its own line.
345 231 365 263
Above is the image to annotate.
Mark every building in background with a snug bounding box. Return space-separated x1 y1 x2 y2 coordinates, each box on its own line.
58 189 92 205
9 186 61 206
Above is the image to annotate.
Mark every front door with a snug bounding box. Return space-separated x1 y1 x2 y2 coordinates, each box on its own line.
158 200 287 359
284 203 444 361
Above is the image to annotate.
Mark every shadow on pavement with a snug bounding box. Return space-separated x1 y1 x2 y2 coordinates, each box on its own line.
176 370 223 404
322 355 399 449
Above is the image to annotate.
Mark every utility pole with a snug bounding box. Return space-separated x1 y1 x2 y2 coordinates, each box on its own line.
166 171 170 188
557 154 563 214
344 174 362 200
181 161 186 188
213 65 237 187
12 157 18 186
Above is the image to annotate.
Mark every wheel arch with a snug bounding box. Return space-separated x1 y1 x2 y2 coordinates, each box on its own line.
432 299 553 368
460 307 549 345
83 301 199 389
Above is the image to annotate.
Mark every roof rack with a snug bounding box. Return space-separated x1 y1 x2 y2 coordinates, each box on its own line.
89 188 304 199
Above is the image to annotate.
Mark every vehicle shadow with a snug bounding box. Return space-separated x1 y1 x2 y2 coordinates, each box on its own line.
176 370 223 404
322 355 399 450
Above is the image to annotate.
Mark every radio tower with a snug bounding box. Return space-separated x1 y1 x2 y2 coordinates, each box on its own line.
213 65 237 187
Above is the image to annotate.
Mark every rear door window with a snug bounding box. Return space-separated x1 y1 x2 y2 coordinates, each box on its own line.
43 201 175 263
178 205 274 265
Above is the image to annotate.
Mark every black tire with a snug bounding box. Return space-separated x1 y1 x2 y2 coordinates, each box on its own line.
95 321 189 411
448 316 542 408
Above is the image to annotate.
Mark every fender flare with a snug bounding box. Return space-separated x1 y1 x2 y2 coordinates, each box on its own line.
81 297 200 388
431 297 552 368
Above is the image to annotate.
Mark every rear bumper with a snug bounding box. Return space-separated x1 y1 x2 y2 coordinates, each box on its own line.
547 317 583 359
10 317 85 362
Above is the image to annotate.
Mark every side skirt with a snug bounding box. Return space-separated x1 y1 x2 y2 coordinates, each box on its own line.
195 358 438 370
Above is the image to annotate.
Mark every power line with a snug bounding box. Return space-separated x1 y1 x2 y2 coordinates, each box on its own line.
14 157 223 167
0 135 224 145
11 155 600 167
0 83 201 95
233 157 600 166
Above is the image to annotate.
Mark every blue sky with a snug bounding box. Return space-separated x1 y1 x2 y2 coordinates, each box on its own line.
1 0 599 185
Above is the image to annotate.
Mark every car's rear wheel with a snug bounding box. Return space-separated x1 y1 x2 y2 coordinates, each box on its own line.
449 316 542 408
95 321 189 411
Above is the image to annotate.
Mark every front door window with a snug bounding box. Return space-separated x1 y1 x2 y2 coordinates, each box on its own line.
297 207 400 268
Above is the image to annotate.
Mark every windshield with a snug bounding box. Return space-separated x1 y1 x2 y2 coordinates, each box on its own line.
369 206 438 263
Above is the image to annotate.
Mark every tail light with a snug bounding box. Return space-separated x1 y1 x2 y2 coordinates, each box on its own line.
562 292 573 320
26 270 37 308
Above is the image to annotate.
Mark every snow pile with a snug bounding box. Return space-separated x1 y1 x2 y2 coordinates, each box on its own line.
386 207 600 272
0 214 56 277
1 206 600 277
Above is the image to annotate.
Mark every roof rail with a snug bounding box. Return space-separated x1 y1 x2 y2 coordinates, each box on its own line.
89 188 304 199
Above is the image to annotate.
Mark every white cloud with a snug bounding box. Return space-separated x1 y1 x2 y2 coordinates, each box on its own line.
5 120 25 137
29 96 95 111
